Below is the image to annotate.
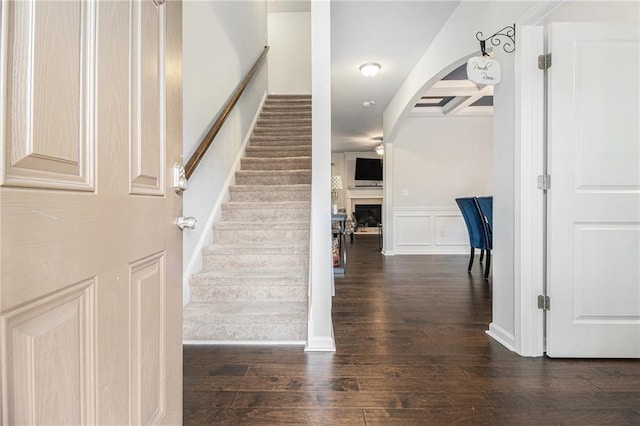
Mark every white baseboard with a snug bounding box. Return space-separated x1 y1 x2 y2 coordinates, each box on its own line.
486 322 516 352
183 340 306 346
182 92 268 307
392 248 468 255
305 336 336 352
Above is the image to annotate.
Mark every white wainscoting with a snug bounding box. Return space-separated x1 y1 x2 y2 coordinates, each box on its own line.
393 207 469 254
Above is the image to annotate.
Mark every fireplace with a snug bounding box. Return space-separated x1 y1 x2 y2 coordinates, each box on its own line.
354 204 382 228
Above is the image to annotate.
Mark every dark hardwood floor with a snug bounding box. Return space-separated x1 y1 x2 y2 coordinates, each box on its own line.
184 235 640 425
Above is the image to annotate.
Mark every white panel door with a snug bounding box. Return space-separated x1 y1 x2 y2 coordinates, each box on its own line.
546 22 640 357
0 0 183 424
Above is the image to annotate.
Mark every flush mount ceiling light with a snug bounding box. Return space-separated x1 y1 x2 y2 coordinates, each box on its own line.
362 100 376 107
359 62 381 77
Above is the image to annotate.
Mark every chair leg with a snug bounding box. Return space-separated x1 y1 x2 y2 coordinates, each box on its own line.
484 249 491 279
479 249 485 263
468 247 475 271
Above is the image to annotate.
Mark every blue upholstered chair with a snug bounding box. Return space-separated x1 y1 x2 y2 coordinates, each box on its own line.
476 196 493 234
455 197 492 278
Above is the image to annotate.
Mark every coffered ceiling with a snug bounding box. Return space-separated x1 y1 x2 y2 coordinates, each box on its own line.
410 63 494 117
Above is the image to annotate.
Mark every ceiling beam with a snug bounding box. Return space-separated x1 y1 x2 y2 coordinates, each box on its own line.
442 85 492 116
423 80 494 97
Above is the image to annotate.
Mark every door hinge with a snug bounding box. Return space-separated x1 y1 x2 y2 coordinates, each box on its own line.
538 53 552 70
538 295 550 311
537 174 551 191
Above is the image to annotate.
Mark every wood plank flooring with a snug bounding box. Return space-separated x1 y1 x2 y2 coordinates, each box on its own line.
183 235 640 425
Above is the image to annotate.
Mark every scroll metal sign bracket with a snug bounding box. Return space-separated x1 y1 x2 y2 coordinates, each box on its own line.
476 24 516 56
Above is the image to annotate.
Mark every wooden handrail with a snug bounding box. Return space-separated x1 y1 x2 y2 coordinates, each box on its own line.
185 46 270 180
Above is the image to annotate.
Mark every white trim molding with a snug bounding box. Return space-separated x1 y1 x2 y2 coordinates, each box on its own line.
382 142 395 256
306 0 335 353
509 0 566 356
392 206 468 255
305 336 336 352
513 24 545 357
184 340 306 346
487 322 516 352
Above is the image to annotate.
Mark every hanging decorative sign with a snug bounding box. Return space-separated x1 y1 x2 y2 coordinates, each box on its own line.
466 24 515 86
467 55 501 85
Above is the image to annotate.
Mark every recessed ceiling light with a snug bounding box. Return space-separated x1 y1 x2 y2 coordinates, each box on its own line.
362 100 376 107
359 62 381 77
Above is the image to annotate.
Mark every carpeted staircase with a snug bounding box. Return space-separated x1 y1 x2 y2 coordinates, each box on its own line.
183 95 312 342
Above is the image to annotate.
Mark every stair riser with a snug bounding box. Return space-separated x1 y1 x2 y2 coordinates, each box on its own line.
265 101 311 105
222 208 310 222
266 97 311 102
229 189 310 202
203 254 308 270
235 174 311 185
245 148 311 158
250 138 311 147
213 228 309 244
191 274 307 287
264 103 311 108
254 127 310 134
241 159 311 171
259 113 311 120
183 322 306 341
257 119 312 127
261 110 311 116
190 285 307 303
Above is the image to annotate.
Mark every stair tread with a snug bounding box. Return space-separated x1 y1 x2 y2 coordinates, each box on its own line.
213 220 309 229
192 269 307 280
246 145 312 149
255 128 310 132
250 135 311 139
242 156 311 161
236 169 311 174
223 201 310 208
258 115 311 119
203 242 309 255
258 116 311 118
184 301 307 323
230 184 310 190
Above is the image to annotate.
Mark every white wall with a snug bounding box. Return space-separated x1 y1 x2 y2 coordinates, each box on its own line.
182 1 268 303
544 1 640 24
267 12 311 94
391 116 493 254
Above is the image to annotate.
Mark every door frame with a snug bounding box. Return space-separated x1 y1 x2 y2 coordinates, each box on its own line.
512 1 565 357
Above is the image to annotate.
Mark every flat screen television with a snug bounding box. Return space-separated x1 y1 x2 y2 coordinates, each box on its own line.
355 158 383 181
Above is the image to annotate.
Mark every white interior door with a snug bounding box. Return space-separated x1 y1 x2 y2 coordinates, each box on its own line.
0 0 183 424
546 22 640 358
